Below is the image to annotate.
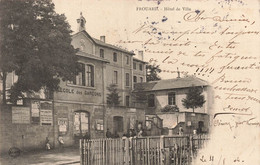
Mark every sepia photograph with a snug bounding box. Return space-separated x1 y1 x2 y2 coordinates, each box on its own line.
0 0 259 164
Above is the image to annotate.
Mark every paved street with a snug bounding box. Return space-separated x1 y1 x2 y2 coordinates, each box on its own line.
0 147 80 165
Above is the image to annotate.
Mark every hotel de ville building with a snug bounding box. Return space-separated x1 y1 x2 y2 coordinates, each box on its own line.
0 13 147 152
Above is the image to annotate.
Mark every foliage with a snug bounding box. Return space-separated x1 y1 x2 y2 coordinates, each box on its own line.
182 86 206 113
131 83 147 103
0 0 78 103
106 84 120 106
161 105 179 112
146 63 161 82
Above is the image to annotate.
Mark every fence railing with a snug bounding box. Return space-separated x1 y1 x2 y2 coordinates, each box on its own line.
80 135 209 165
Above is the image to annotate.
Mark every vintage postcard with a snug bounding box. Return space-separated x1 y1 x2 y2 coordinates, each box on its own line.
0 0 259 164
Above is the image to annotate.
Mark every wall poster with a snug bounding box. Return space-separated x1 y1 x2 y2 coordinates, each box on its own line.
31 100 40 124
58 117 68 134
12 106 30 124
40 101 53 125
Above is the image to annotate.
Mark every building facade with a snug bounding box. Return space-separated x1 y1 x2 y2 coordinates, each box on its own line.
0 13 148 153
133 76 214 135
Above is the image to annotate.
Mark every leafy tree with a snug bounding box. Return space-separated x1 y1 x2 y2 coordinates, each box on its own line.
131 83 147 103
0 0 78 104
146 63 161 82
182 86 206 113
107 84 120 106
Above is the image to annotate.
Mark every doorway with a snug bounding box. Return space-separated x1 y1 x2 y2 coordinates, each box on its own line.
74 111 90 137
113 116 123 134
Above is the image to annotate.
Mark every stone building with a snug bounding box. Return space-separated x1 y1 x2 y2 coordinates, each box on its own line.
133 76 214 135
0 13 147 153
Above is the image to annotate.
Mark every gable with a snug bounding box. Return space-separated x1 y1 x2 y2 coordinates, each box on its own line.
71 32 95 55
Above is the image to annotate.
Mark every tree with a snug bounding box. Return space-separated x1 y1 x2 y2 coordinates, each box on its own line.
0 0 78 104
182 86 206 113
131 83 147 103
106 84 120 106
146 63 161 82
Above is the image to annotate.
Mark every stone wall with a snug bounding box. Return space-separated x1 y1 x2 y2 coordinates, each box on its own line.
0 104 54 155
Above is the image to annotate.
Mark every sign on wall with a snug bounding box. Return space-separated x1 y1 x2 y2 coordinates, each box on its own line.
12 106 30 124
40 101 53 125
31 100 40 124
58 118 68 133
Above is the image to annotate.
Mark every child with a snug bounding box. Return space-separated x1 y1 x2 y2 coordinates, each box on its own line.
45 137 51 150
58 135 64 149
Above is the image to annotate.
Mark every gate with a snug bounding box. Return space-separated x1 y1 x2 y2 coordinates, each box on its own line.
80 135 209 165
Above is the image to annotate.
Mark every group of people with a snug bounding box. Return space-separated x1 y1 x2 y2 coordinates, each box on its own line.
106 128 146 139
45 135 64 151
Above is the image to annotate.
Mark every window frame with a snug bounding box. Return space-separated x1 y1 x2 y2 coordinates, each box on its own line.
168 92 176 105
126 55 129 65
133 62 137 70
86 64 94 87
139 63 143 71
113 52 117 62
125 73 130 87
133 76 137 83
113 71 118 84
100 49 104 58
125 95 130 107
68 62 95 88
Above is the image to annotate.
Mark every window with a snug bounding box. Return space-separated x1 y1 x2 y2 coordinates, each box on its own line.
86 65 94 87
126 96 130 107
113 52 117 62
140 77 143 83
125 73 130 86
133 76 137 83
100 49 104 58
133 62 137 70
70 63 94 87
139 64 143 71
168 92 176 105
126 55 129 65
148 94 155 107
113 71 118 84
74 63 85 86
96 119 104 131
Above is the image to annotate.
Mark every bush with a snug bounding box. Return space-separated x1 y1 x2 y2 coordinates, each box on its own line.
161 105 179 112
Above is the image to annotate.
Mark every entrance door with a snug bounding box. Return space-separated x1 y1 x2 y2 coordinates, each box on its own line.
198 121 204 134
113 116 123 134
74 111 90 137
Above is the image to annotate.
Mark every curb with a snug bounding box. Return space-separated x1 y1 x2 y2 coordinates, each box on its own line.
59 161 80 165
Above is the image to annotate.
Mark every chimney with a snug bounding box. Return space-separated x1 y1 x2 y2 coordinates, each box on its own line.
100 36 106 42
138 51 144 61
177 67 180 78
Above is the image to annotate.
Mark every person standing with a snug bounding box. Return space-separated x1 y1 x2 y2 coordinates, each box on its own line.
106 128 112 138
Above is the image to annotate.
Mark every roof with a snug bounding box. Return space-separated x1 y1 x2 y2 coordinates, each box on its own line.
77 51 110 63
133 57 148 64
73 30 135 55
134 76 208 92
